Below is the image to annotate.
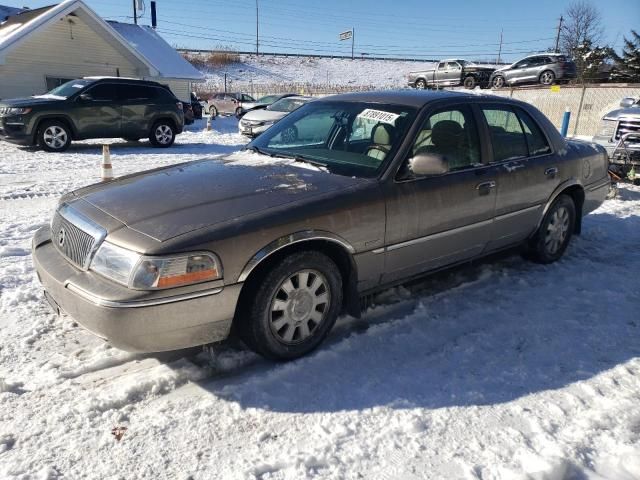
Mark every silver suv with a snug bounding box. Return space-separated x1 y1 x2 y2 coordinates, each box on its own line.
490 53 577 88
206 92 256 118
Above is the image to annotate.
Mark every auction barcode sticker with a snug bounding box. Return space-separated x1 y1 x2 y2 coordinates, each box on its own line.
358 109 400 125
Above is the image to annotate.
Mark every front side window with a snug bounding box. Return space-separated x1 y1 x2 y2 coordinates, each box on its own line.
249 101 417 178
482 107 528 161
409 105 481 171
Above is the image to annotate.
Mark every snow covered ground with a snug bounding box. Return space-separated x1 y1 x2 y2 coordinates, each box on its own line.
198 54 438 90
1 117 639 479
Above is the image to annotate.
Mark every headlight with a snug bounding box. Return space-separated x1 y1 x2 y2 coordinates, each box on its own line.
597 119 616 138
90 242 222 289
2 107 32 115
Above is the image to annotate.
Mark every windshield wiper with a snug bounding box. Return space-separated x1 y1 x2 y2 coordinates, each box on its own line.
244 145 271 156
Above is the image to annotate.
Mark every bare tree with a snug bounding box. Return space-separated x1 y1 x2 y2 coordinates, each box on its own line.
560 1 604 55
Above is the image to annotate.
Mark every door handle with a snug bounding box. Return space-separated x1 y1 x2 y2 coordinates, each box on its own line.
476 181 496 195
545 167 558 177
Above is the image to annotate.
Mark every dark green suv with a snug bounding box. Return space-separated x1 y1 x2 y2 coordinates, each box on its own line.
0 77 184 152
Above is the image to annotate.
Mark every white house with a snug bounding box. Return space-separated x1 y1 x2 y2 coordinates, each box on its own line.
0 0 203 101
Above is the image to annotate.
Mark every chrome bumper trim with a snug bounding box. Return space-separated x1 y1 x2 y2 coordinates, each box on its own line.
65 282 224 308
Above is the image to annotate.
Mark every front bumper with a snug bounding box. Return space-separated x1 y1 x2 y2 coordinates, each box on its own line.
0 117 34 145
238 122 271 137
32 227 241 352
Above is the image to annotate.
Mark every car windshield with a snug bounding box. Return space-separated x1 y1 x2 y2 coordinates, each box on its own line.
257 95 279 103
45 79 91 98
249 101 417 178
267 98 309 112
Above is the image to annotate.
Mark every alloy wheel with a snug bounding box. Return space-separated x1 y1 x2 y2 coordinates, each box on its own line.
544 206 570 255
493 76 505 88
155 125 173 144
269 269 330 345
43 126 68 150
541 72 554 85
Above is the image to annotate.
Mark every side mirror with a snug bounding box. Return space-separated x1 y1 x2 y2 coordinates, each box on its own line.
79 93 93 102
620 97 637 108
409 153 448 176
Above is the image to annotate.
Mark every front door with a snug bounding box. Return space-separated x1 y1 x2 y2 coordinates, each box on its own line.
480 104 561 250
382 104 498 284
73 83 121 139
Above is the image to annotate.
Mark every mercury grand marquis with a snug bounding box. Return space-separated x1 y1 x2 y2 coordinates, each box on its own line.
32 90 610 360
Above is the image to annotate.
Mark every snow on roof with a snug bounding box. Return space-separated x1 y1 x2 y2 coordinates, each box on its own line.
108 21 204 81
0 5 25 22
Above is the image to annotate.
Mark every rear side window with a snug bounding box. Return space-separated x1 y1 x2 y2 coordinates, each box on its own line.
118 84 156 101
86 83 117 101
515 108 551 156
482 107 528 162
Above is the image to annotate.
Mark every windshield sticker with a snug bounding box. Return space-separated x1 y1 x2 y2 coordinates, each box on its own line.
358 109 400 125
72 84 85 88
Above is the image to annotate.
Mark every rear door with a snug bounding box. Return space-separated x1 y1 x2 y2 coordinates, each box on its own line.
382 103 498 283
434 62 448 86
73 82 121 139
118 84 160 138
480 104 560 250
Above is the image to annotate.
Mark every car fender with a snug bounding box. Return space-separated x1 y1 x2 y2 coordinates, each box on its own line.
535 178 585 233
32 113 78 140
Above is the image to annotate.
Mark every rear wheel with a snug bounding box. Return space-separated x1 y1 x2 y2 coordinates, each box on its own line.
149 120 175 148
540 70 555 85
235 107 243 118
415 79 427 90
239 251 343 360
463 75 477 89
209 106 217 117
38 120 71 152
526 194 576 264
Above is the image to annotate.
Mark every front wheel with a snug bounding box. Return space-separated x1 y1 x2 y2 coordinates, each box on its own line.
149 121 175 148
491 76 505 89
239 251 343 360
38 120 71 152
526 194 576 264
540 70 555 85
209 106 217 118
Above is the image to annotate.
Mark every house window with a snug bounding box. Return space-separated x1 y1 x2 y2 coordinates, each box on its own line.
45 76 75 92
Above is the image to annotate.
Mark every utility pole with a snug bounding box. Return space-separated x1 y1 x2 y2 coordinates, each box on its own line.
255 0 259 56
132 0 137 25
497 28 503 64
555 15 563 53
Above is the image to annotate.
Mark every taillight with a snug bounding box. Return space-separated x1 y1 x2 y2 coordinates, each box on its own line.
177 102 183 111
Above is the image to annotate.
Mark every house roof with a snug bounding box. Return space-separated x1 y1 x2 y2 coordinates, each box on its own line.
0 0 203 81
0 4 26 23
108 21 203 81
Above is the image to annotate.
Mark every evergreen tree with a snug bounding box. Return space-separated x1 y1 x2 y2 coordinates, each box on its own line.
615 30 640 82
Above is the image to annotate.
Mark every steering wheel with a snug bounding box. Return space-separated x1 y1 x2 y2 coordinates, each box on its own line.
365 144 391 158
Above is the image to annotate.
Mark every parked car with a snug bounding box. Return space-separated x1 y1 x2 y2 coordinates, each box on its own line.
183 102 194 125
190 92 203 119
0 77 184 152
408 59 495 89
240 93 298 113
238 96 312 137
592 96 640 175
490 53 577 88
32 90 609 360
206 92 256 118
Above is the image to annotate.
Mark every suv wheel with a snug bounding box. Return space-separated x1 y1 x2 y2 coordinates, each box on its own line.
235 107 243 118
209 106 217 118
540 70 555 85
492 76 505 89
526 194 576 264
38 120 71 152
240 251 343 360
149 121 175 148
463 76 476 89
415 79 427 89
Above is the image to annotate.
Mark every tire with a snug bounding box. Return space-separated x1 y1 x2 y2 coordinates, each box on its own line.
540 70 555 86
38 120 71 152
526 194 576 264
415 79 427 90
239 251 343 360
463 76 476 89
235 107 243 119
149 120 175 148
209 106 217 118
281 125 298 143
492 75 505 89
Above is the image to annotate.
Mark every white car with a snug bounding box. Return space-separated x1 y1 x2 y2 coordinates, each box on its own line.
238 96 312 137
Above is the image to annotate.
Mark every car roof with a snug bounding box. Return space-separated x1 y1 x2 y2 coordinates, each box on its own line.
320 89 489 108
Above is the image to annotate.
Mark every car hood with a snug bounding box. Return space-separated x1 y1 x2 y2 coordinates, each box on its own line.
242 109 288 122
603 106 640 120
0 95 68 107
464 66 495 72
71 153 368 242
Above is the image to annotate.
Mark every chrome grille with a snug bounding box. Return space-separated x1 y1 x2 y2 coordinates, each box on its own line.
615 118 640 141
51 205 106 270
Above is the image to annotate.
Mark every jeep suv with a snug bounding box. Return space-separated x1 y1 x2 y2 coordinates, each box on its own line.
490 53 577 88
0 77 184 152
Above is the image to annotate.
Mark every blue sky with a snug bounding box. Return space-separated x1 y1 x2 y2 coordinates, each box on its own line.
4 0 639 62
